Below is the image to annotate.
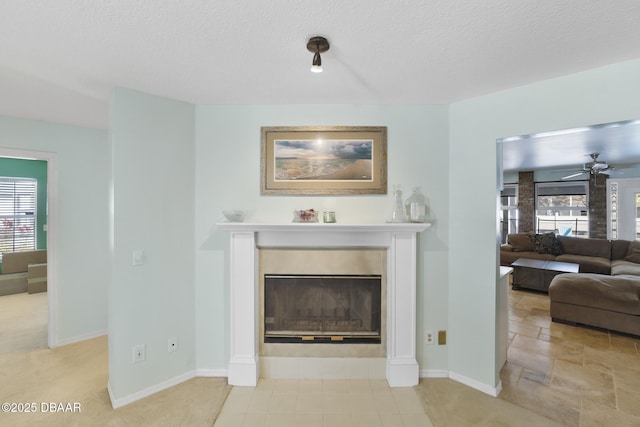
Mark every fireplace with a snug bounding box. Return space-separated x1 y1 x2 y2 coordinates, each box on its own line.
217 222 430 387
264 274 382 343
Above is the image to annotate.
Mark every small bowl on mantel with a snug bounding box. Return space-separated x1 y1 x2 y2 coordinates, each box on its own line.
223 210 245 222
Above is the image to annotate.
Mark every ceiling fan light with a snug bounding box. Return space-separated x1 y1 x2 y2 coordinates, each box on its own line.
311 51 322 73
307 36 329 74
563 152 618 179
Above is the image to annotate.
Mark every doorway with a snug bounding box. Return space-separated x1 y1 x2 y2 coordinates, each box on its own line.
0 147 57 348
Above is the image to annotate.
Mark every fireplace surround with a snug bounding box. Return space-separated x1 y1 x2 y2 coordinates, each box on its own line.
217 222 430 387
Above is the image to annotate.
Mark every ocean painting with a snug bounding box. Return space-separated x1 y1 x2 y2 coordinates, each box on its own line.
274 139 373 181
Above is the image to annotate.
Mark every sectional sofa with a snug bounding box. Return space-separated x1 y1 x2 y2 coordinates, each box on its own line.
501 233 640 336
501 233 624 274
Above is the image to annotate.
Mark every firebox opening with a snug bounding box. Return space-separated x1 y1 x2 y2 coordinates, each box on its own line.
264 274 382 344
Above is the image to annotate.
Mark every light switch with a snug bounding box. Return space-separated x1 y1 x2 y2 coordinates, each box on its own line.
132 250 144 266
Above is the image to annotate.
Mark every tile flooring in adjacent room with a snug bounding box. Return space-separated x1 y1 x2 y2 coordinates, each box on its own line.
500 287 640 426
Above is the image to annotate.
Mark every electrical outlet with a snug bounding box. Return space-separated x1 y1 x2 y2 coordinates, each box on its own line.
132 344 146 363
168 336 178 353
425 330 434 345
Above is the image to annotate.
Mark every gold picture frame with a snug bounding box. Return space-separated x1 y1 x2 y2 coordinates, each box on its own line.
261 126 387 195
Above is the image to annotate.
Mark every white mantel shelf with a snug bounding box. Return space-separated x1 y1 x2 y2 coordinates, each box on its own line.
216 222 431 231
216 221 431 387
216 222 431 248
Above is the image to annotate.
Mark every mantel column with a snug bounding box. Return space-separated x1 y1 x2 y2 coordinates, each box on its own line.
386 232 419 386
227 231 259 386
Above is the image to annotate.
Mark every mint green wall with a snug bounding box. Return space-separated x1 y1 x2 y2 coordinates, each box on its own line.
0 157 47 252
449 58 640 387
1 54 637 404
0 116 109 342
194 105 451 373
6 56 634 401
108 88 196 400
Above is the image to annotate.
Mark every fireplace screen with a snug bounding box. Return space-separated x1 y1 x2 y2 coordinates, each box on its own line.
264 274 381 343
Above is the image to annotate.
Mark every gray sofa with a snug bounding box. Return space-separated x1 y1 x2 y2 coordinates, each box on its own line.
549 271 640 336
501 233 640 336
500 233 620 274
549 245 640 336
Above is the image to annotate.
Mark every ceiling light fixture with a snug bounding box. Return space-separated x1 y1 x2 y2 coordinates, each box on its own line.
307 36 329 73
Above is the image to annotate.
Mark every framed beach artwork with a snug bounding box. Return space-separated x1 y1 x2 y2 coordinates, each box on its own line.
261 126 387 195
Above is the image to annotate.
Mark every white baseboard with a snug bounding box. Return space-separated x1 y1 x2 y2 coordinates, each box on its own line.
419 369 449 378
449 371 501 397
196 368 228 377
108 371 196 409
54 329 107 347
106 367 500 409
494 380 503 397
420 369 501 396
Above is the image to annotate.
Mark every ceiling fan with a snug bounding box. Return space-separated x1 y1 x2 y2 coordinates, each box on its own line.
561 153 615 180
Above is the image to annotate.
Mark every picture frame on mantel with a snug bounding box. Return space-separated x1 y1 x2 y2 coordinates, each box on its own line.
261 126 387 195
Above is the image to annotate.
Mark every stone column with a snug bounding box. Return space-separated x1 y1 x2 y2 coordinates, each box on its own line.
518 171 535 233
589 173 608 239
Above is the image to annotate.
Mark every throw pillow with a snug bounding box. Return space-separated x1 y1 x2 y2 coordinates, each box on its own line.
508 233 535 252
625 241 640 264
528 232 563 255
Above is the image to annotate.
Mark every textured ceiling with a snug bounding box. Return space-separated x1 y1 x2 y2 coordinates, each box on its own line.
1 0 640 133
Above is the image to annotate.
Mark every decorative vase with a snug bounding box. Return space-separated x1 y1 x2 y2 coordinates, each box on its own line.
386 185 407 223
404 186 427 223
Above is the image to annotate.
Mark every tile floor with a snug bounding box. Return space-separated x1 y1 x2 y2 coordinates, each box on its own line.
500 287 640 426
213 378 433 427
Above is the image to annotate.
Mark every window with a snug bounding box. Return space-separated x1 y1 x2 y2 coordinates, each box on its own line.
499 184 518 243
0 178 37 258
535 182 588 237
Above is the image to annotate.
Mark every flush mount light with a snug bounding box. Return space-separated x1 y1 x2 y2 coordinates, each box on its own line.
306 36 330 73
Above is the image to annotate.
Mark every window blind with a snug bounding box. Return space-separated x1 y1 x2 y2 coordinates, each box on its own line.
536 182 587 196
501 186 517 197
0 178 37 256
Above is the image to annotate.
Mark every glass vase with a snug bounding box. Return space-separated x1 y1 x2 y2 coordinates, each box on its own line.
386 185 407 223
404 186 427 223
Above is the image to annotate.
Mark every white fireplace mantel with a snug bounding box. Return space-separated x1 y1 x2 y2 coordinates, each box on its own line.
217 222 431 387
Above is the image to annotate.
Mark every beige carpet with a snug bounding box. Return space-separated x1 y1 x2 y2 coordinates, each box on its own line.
0 291 561 426
0 292 231 426
0 291 48 354
0 334 231 426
